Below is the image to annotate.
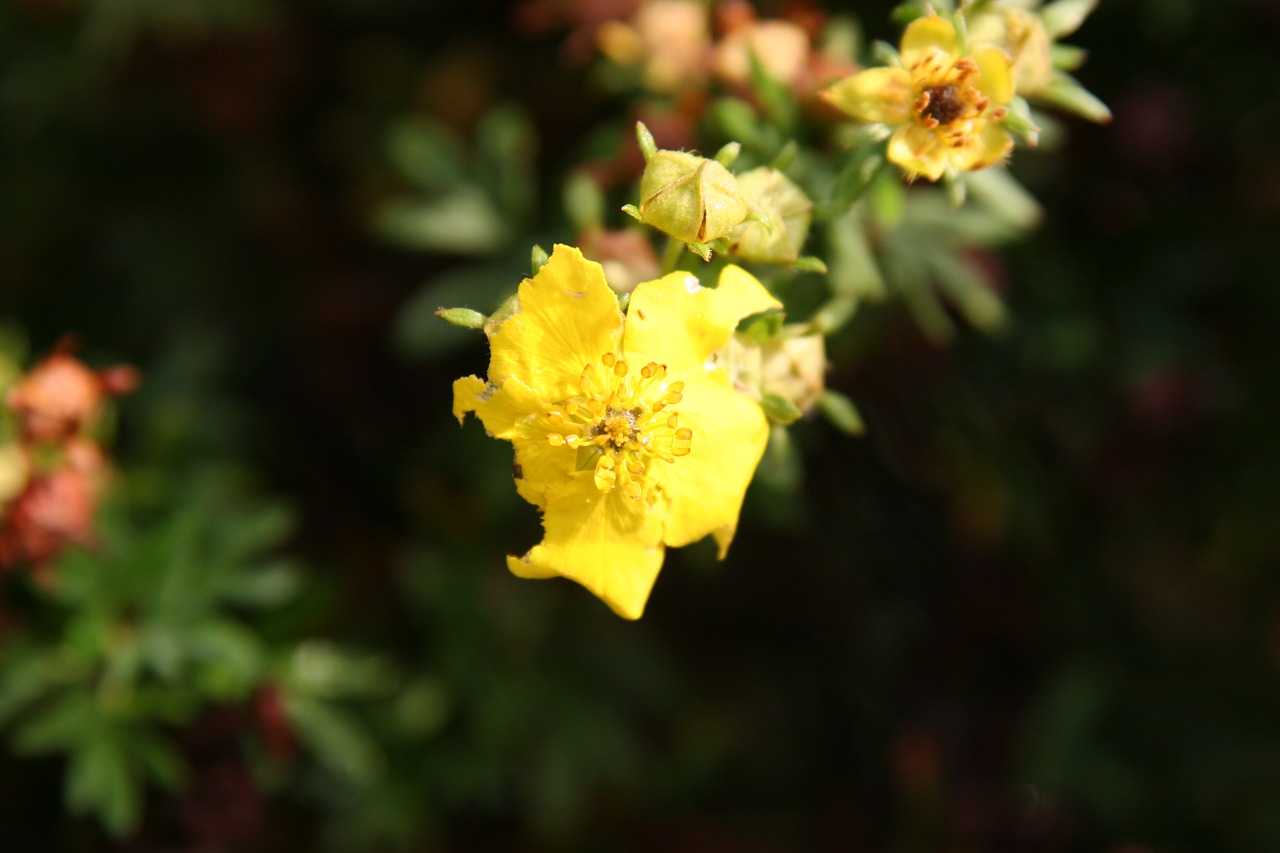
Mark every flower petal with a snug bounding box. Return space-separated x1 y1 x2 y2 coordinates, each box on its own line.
488 245 624 403
972 46 1014 105
454 373 575 508
506 477 666 619
656 372 769 557
622 265 781 378
886 124 948 181
900 14 958 69
951 121 1013 172
820 67 912 125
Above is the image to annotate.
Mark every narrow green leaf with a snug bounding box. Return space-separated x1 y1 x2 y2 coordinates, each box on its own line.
1040 0 1097 39
1040 72 1112 124
761 393 803 424
435 307 487 329
818 390 865 435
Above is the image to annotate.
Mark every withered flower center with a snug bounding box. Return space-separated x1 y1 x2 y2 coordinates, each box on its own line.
920 84 963 125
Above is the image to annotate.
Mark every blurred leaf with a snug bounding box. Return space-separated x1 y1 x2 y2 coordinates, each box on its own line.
1039 72 1112 124
66 735 138 836
386 117 468 193
818 390 865 435
1040 0 1098 39
761 392 803 424
285 693 384 787
374 189 509 255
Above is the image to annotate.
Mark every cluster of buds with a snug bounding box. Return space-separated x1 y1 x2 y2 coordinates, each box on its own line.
591 0 844 101
0 340 138 577
820 3 1108 184
623 122 821 266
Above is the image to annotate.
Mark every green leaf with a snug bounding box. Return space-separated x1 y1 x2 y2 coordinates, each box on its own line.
818 390 866 435
66 736 140 836
224 560 302 608
635 121 657 161
219 502 294 563
475 105 537 220
713 141 741 167
748 49 798 132
374 189 509 255
761 393 803 424
435 307 488 329
189 619 265 699
738 310 785 345
868 168 905 228
13 689 96 755
1040 0 1097 38
967 168 1043 230
1051 43 1088 72
284 694 384 786
393 259 523 358
563 172 604 231
925 249 1009 333
531 243 550 276
1039 72 1112 124
386 117 468 193
828 147 885 214
826 209 885 300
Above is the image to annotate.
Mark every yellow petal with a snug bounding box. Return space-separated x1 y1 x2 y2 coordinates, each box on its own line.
951 121 1013 172
507 477 666 619
456 373 572 508
452 375 487 425
655 372 769 557
972 46 1014 105
886 124 948 181
488 245 624 403
900 14 958 68
820 68 912 125
622 265 781 378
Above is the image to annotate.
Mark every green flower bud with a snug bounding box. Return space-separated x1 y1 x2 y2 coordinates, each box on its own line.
725 167 813 264
638 150 748 244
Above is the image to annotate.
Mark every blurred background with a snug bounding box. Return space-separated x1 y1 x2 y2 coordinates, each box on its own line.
1 0 1278 849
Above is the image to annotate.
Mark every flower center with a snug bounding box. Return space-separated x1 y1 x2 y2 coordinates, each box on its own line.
920 84 962 125
542 352 693 504
909 54 1006 145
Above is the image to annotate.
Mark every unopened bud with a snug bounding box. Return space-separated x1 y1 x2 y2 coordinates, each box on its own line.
725 167 813 263
638 150 749 245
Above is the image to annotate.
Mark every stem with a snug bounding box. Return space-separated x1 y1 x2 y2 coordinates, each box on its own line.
661 237 684 274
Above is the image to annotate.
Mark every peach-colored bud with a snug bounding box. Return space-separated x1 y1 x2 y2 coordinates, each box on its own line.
6 348 139 443
577 227 661 294
761 333 826 414
712 19 810 87
7 353 104 443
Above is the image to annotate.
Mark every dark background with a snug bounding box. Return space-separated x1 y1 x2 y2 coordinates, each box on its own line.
2 0 1278 849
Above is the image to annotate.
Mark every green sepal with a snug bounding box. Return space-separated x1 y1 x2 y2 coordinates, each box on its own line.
635 121 657 161
761 392 803 425
738 310 785 345
435 307 487 329
530 244 550 276
818 390 865 435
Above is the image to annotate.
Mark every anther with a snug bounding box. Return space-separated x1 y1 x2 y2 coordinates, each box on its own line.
613 360 628 377
671 427 693 457
667 413 679 429
547 412 564 424
593 455 617 492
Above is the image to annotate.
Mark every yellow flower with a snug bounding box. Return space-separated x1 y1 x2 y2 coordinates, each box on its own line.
821 14 1014 182
453 245 780 619
968 7 1054 96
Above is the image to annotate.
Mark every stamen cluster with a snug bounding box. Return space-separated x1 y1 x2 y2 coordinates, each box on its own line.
545 352 692 504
